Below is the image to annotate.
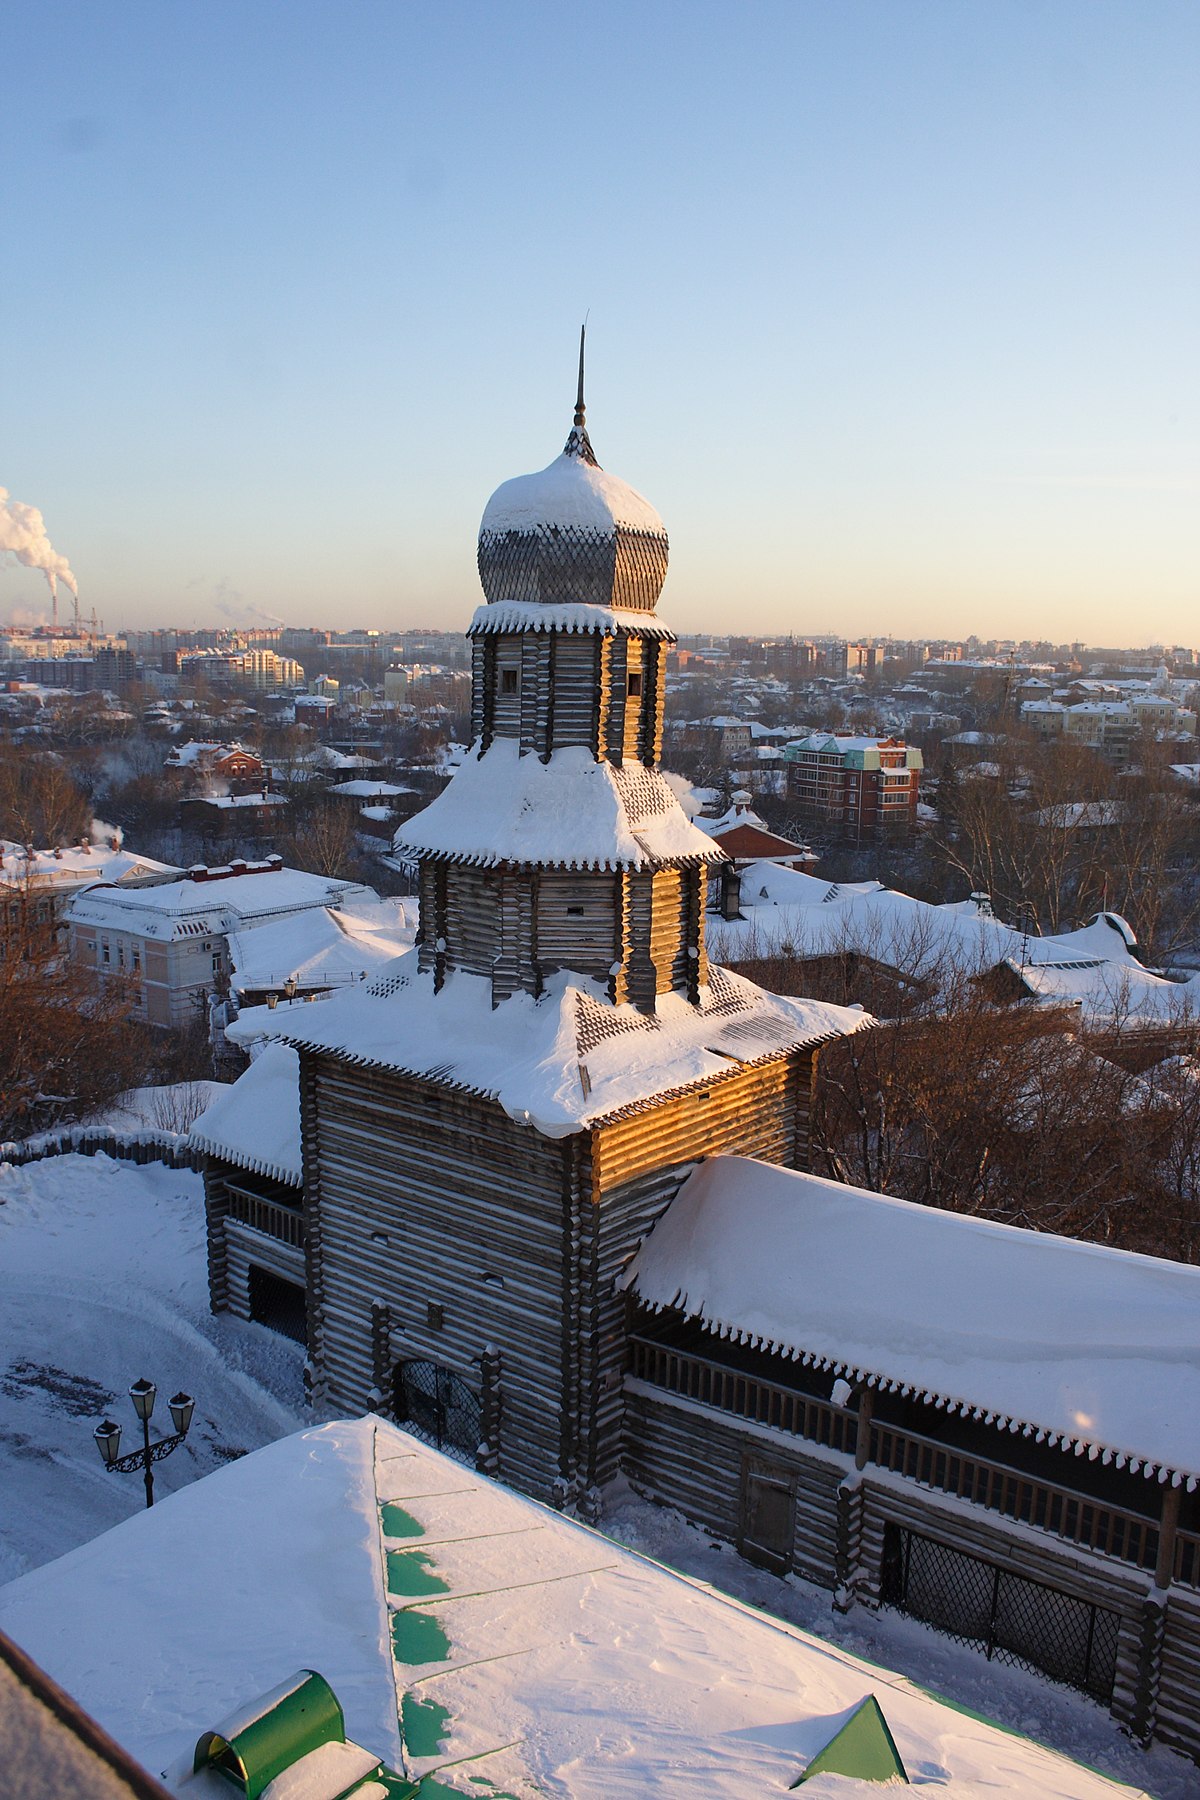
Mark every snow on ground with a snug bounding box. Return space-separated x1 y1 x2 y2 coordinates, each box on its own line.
600 1487 1196 1800
81 1081 228 1135
0 1153 304 1584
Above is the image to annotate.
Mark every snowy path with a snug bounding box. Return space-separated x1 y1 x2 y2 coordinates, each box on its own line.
0 1153 304 1583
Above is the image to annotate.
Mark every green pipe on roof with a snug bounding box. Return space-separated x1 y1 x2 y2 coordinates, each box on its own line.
191 1669 345 1799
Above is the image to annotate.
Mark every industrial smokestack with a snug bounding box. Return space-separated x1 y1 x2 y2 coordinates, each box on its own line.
0 487 79 625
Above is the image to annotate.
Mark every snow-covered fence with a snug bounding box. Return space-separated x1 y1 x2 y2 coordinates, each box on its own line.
0 1125 204 1172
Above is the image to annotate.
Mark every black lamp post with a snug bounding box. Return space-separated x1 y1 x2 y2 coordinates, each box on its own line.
93 1379 195 1508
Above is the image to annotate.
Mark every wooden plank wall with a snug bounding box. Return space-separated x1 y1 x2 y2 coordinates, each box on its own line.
468 625 667 762
621 639 644 763
622 1385 846 1587
552 636 601 752
444 869 498 977
585 1052 813 1490
492 642 522 737
649 869 688 992
1158 1588 1200 1761
222 1219 306 1321
471 638 488 743
203 1169 231 1314
640 637 665 766
594 1052 813 1193
536 873 618 985
302 1055 572 1502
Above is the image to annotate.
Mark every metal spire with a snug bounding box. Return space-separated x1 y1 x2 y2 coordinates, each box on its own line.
563 320 599 466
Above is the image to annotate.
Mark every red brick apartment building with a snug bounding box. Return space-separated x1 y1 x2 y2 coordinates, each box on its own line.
784 732 923 836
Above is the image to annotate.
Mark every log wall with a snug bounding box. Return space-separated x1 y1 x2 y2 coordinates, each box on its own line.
300 1044 814 1506
471 626 668 764
301 1055 573 1501
620 1376 1200 1760
623 1383 846 1587
584 1050 816 1493
1158 1588 1200 1762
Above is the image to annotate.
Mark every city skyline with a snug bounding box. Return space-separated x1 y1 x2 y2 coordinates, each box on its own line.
2 1 1197 641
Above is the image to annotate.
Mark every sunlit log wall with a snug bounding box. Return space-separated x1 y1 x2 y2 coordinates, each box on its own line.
299 1043 818 1508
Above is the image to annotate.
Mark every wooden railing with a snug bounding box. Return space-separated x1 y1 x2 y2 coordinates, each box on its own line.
869 1420 1159 1572
1176 1529 1200 1590
227 1188 305 1249
628 1335 857 1457
629 1334 1172 1578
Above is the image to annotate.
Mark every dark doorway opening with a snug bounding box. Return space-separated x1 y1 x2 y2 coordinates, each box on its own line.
247 1266 307 1345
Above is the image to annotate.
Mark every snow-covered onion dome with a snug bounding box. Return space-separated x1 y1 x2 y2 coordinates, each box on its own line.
477 355 669 614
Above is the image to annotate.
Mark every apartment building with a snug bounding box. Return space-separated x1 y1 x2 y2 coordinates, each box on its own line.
784 732 923 835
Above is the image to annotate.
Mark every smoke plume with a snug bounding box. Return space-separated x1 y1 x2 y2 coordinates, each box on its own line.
0 487 79 606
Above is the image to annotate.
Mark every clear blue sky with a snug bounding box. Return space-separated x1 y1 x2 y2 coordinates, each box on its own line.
2 1 1197 643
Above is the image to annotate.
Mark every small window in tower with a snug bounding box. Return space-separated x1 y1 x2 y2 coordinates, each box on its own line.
567 905 584 917
627 671 643 697
500 668 519 695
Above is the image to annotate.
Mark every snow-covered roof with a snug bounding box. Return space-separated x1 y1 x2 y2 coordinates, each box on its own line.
190 1043 302 1184
622 1155 1200 1485
0 1418 1151 1800
396 740 722 870
0 841 180 892
226 898 417 996
480 450 664 538
67 869 373 942
184 792 286 810
327 780 411 798
467 600 675 638
241 963 867 1139
164 740 254 766
708 863 1185 1027
1011 957 1200 1025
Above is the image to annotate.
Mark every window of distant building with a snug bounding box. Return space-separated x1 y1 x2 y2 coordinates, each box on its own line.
501 669 519 695
627 671 643 698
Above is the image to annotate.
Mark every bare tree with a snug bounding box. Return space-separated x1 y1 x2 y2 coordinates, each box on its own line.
0 747 92 850
0 877 145 1139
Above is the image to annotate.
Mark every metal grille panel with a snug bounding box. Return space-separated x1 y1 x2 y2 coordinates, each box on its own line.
394 1358 482 1462
881 1524 1120 1704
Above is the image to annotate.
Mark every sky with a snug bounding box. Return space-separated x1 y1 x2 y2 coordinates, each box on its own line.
1 1 1197 644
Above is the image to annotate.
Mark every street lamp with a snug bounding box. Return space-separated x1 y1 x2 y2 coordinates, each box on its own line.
93 1378 196 1508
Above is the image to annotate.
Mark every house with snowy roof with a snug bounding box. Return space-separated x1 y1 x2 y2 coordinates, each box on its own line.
0 837 180 928
68 859 374 1027
163 740 265 790
704 794 817 874
0 1418 1163 1799
708 863 1200 1042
